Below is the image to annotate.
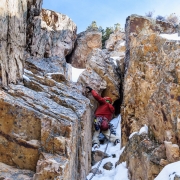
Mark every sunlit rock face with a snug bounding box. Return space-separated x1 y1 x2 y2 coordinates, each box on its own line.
27 8 77 58
105 30 126 58
118 15 180 179
0 1 92 180
68 30 102 68
78 48 121 108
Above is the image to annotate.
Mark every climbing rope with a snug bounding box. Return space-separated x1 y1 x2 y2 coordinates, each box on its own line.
87 115 120 180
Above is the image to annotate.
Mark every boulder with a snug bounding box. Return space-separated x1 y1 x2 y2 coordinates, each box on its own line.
90 168 102 175
105 31 125 51
78 49 121 104
69 30 102 68
103 162 113 170
164 141 180 163
91 150 110 166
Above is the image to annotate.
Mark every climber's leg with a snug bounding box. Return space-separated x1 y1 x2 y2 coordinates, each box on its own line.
102 129 120 144
92 129 100 146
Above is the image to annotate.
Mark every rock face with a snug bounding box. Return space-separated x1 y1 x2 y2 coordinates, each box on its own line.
68 30 102 68
0 1 92 180
0 0 27 87
27 8 77 59
105 30 125 58
118 15 180 179
0 162 34 180
78 49 121 107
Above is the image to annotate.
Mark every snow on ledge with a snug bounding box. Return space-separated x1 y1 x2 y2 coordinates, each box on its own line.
72 67 85 82
159 33 180 40
154 161 180 180
139 124 148 135
129 124 148 139
110 56 120 66
129 132 138 139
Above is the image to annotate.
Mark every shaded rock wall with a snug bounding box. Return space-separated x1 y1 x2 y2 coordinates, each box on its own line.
118 15 180 180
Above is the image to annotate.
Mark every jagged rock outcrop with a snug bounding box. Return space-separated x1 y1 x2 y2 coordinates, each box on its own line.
78 49 121 106
117 15 180 180
68 30 102 68
105 30 125 58
27 8 77 59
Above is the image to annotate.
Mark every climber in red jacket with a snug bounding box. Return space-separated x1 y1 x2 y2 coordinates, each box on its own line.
86 86 120 149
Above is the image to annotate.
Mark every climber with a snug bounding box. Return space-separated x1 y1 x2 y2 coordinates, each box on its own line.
86 86 120 149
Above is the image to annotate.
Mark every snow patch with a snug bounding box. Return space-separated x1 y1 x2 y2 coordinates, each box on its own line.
72 67 85 82
154 161 180 180
114 162 129 180
24 69 33 74
129 132 138 139
120 41 125 46
159 33 180 40
110 57 120 66
129 124 148 139
23 75 31 82
139 124 148 135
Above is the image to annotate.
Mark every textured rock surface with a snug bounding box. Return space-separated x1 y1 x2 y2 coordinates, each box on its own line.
164 141 180 163
103 162 113 170
119 134 163 180
105 31 125 58
0 1 92 179
91 150 110 166
68 30 102 68
27 8 77 59
122 15 180 145
0 0 26 87
0 64 92 179
0 162 34 180
118 15 180 180
78 49 121 104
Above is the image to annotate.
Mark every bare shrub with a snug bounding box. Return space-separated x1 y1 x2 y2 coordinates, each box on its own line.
166 13 179 25
145 11 154 18
156 15 166 22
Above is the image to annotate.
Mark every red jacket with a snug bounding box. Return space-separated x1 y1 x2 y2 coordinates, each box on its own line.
91 90 115 121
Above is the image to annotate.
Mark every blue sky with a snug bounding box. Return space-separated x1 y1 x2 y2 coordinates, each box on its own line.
42 0 180 33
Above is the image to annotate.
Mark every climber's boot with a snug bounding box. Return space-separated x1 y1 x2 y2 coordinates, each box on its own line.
114 139 120 146
92 143 100 150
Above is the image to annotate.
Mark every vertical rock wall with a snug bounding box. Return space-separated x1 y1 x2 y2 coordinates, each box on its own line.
119 15 180 180
0 0 27 87
0 1 92 179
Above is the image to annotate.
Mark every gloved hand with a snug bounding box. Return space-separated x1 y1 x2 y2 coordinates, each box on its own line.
86 86 92 93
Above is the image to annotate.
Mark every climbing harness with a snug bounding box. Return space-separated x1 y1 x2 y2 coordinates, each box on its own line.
87 116 120 180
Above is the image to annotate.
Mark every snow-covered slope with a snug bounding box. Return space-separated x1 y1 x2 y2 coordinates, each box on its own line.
155 161 180 180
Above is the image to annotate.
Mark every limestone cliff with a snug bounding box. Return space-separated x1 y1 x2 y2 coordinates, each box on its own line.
117 15 180 180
